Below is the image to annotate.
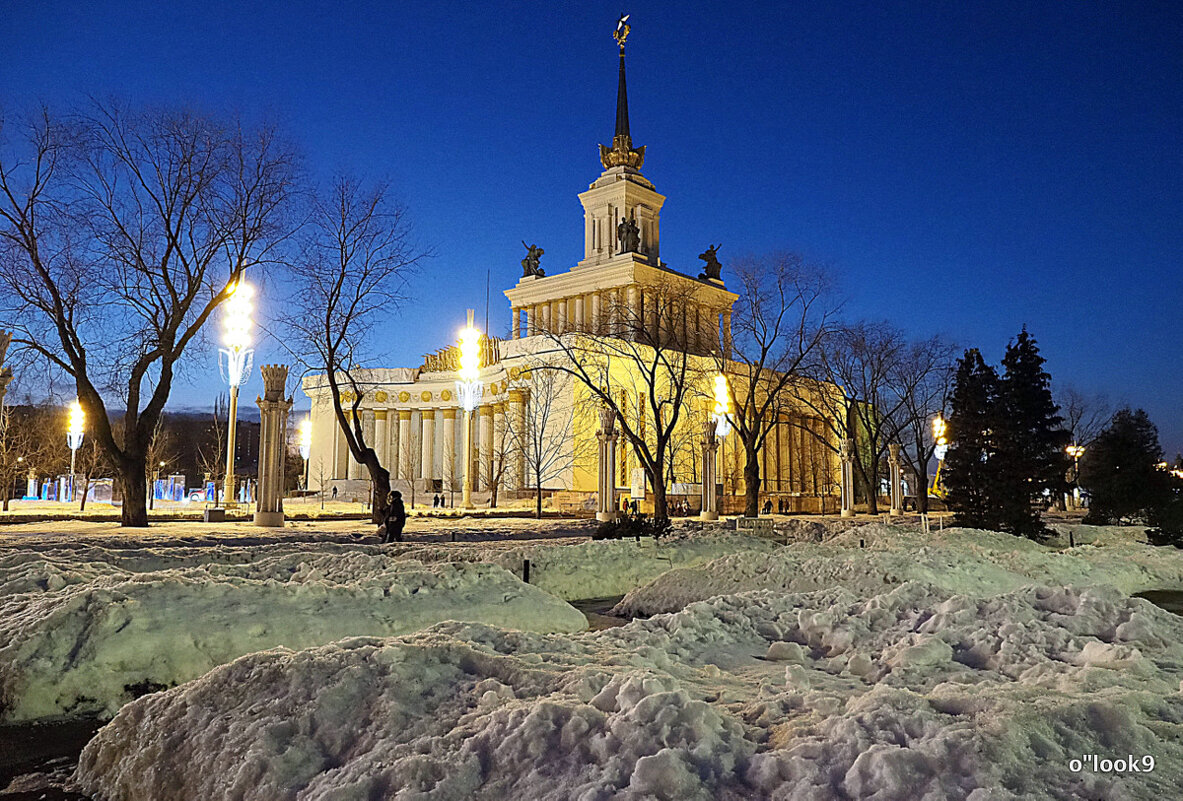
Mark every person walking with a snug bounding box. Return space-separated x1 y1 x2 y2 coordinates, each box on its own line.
381 490 407 543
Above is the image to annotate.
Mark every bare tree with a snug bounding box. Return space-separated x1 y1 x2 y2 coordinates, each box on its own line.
283 176 424 523
397 415 422 510
197 393 228 492
1058 386 1111 448
0 103 299 525
504 361 585 518
797 322 907 513
145 414 174 509
722 253 835 517
540 282 704 520
0 404 43 510
888 335 957 514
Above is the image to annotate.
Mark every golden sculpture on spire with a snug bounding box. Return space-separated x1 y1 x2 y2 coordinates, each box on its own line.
600 13 645 171
614 13 631 48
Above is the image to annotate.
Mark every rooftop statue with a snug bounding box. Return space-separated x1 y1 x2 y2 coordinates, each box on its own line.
521 241 546 277
698 244 723 282
617 217 641 254
614 13 631 48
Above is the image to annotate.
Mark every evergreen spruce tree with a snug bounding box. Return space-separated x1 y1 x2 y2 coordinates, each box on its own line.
943 349 1003 530
997 328 1071 538
1080 408 1167 524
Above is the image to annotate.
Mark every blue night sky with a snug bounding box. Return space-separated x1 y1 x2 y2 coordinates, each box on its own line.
3 2 1181 453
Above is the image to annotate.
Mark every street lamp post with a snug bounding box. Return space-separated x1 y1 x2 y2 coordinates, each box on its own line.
930 415 949 498
298 417 312 491
220 281 254 507
66 400 84 502
711 374 733 502
1065 444 1085 509
455 311 483 510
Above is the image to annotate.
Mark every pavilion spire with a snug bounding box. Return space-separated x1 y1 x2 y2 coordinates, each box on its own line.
599 14 645 171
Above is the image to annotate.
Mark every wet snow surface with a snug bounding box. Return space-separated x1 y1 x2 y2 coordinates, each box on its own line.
3 517 1182 799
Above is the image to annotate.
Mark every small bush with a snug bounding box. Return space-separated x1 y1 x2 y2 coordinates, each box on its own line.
593 509 671 541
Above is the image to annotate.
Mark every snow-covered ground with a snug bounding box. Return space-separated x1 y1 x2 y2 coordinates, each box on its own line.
4 517 1182 799
614 523 1183 616
0 549 587 722
76 579 1183 800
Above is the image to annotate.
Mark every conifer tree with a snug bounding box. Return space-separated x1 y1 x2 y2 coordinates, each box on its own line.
1080 408 1167 524
943 349 1002 530
996 328 1071 537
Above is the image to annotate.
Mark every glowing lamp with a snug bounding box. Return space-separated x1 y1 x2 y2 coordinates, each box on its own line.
711 374 733 437
455 314 483 412
66 401 85 451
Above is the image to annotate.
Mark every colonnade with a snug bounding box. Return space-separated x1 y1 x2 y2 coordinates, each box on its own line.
510 288 731 356
331 390 530 492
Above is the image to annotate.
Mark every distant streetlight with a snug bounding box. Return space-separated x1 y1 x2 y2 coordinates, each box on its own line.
1066 443 1085 507
456 310 483 509
66 400 84 502
298 417 312 490
930 415 949 498
219 280 254 506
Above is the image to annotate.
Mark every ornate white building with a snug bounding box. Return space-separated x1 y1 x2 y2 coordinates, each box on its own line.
303 28 838 511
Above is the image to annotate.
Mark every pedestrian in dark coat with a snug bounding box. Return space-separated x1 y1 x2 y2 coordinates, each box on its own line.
381 491 407 543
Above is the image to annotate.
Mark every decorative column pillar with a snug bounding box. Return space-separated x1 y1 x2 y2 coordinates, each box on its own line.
526 306 535 336
722 310 733 358
574 295 585 332
888 443 904 516
839 438 855 518
554 299 566 334
509 388 528 490
420 409 435 486
700 419 719 521
645 287 658 342
540 303 551 334
254 364 292 527
596 407 620 521
627 285 639 334
373 409 389 469
396 409 411 479
442 408 457 500
590 292 601 334
479 404 494 490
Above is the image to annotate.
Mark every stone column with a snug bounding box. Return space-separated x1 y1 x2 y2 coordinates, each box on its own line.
888 443 904 516
839 438 855 518
626 286 640 334
700 419 719 521
420 409 435 485
722 310 733 358
395 409 411 479
442 408 457 498
554 299 567 334
540 303 551 334
479 404 494 490
509 388 528 489
574 295 585 332
590 292 601 334
644 287 658 342
254 364 292 527
596 407 620 521
373 409 389 469
526 306 535 336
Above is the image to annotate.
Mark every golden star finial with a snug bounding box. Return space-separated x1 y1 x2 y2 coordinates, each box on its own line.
614 13 630 48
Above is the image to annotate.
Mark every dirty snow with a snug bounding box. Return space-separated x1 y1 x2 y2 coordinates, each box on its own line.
76 580 1183 800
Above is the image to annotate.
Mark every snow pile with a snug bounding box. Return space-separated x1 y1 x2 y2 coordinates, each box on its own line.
403 532 779 601
0 552 585 722
615 524 1183 616
77 581 1183 800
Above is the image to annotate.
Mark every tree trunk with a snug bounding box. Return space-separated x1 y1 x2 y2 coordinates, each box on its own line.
120 458 149 527
856 457 879 514
651 477 668 521
362 451 390 524
535 484 543 519
79 474 91 511
2 486 9 512
743 442 761 517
